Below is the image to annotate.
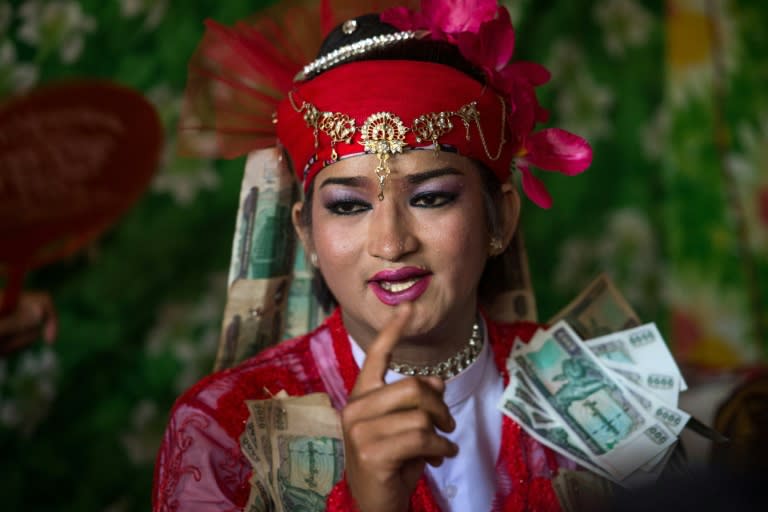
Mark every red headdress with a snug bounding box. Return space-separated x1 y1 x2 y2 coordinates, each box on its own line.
179 0 592 208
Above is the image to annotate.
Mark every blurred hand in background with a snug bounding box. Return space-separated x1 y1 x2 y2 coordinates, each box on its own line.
0 291 58 357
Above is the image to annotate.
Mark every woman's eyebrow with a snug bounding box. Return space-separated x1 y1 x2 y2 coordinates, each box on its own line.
406 167 463 185
319 176 368 189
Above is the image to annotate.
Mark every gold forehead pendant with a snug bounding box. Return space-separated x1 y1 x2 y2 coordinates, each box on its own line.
360 112 408 200
289 89 506 200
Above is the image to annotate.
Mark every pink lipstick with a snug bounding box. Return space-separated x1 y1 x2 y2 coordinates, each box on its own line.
368 267 432 306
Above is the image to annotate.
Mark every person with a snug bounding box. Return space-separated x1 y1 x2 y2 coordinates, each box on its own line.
153 1 592 511
0 290 58 357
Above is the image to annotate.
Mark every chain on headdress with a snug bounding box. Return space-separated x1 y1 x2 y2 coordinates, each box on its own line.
287 92 507 199
181 2 592 208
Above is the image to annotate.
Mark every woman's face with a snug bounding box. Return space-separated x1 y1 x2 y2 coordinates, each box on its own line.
294 150 516 344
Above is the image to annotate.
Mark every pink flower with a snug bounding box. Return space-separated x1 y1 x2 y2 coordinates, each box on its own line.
516 129 592 209
498 62 551 130
447 6 552 144
452 7 515 71
497 61 551 89
382 0 594 208
503 74 550 150
382 0 498 37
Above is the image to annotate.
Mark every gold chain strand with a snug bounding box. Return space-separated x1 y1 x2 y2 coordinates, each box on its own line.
388 319 483 380
474 95 506 161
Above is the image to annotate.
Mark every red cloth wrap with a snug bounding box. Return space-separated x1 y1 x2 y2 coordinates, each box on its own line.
276 60 514 189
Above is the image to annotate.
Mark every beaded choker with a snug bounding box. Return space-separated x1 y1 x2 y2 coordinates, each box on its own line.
388 320 483 380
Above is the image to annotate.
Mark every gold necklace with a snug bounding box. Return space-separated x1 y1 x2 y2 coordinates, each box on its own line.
388 320 483 380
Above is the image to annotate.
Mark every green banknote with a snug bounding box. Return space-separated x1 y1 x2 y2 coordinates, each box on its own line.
283 246 325 340
609 372 690 436
217 148 298 370
244 477 274 512
240 393 344 512
499 370 611 479
228 148 298 284
598 359 679 407
513 322 675 480
275 435 343 512
586 323 688 392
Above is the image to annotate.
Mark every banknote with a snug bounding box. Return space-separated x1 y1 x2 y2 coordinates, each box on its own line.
244 475 274 512
501 378 671 487
551 469 614 512
283 246 326 340
599 359 679 407
241 412 265 470
500 370 612 479
586 323 688 392
245 400 275 483
621 442 678 488
241 393 344 512
228 148 298 285
499 394 610 479
549 274 640 340
506 375 556 428
637 439 678 475
500 314 703 486
502 277 701 485
215 277 292 370
512 322 675 480
515 357 677 483
216 148 298 370
274 435 343 512
610 372 690 436
268 394 344 512
503 349 685 485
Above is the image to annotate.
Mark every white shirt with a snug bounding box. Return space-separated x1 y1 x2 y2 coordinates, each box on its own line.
350 323 504 512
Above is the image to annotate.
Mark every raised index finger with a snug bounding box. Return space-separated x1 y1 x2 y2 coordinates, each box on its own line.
352 302 413 396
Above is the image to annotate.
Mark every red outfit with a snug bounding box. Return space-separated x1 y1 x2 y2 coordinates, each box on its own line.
153 309 565 511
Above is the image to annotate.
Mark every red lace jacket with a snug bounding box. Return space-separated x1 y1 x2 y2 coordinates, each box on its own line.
152 309 566 512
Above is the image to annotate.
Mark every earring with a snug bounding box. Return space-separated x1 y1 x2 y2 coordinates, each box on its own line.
309 253 318 266
489 237 503 256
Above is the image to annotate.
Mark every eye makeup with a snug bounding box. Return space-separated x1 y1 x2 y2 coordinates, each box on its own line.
318 165 466 213
320 189 371 215
409 173 464 203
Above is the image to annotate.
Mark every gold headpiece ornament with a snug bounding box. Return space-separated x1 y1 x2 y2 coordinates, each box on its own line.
288 90 504 200
360 112 408 200
181 2 592 209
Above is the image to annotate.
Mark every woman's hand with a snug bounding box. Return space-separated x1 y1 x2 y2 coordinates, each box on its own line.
342 303 458 512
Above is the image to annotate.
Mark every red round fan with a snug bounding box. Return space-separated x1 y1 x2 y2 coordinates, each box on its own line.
0 80 163 313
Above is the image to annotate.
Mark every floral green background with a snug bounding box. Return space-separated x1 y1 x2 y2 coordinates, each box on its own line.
1 1 765 510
